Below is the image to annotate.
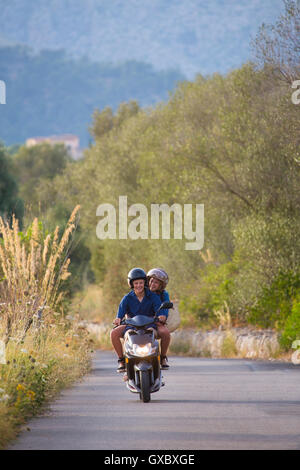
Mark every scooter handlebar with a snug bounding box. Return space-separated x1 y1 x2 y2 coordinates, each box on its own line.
112 319 126 328
113 301 173 327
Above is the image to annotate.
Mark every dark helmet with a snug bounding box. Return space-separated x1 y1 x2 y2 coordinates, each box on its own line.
127 267 147 288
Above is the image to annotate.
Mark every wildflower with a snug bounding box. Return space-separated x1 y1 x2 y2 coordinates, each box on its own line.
20 348 28 354
17 383 26 392
26 390 35 401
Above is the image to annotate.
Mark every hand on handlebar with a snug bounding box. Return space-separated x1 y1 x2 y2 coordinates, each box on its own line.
157 315 167 324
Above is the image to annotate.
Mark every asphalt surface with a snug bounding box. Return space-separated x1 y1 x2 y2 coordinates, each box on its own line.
8 350 300 450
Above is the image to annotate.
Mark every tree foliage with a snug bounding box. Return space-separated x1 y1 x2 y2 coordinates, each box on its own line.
253 0 300 83
0 143 23 225
45 60 299 335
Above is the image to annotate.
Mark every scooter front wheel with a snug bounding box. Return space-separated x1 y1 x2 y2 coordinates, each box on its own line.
139 370 151 402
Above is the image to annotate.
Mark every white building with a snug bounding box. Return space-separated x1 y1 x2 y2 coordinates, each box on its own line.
26 134 83 159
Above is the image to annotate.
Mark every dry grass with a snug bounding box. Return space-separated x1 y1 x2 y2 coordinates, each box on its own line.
213 301 232 330
70 284 114 350
0 206 80 345
0 207 92 449
70 283 108 323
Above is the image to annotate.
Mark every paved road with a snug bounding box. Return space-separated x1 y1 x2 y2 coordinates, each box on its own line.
8 351 300 450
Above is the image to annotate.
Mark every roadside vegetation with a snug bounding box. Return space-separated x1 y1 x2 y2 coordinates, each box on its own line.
0 208 92 449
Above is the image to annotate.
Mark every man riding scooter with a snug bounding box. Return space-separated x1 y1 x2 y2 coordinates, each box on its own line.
111 267 169 372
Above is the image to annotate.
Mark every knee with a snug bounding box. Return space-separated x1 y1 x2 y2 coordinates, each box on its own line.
111 325 125 341
110 328 119 341
158 325 170 340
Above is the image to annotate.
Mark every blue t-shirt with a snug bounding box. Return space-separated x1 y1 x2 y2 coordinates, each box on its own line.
117 288 162 320
154 290 170 318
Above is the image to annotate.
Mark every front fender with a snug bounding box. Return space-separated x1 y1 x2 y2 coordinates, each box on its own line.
134 361 152 372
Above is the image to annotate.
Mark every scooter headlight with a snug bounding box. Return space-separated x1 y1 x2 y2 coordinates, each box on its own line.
132 342 153 357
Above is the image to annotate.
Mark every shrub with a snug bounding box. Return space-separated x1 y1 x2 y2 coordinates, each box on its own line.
221 331 238 358
179 261 238 328
248 270 300 330
279 296 300 350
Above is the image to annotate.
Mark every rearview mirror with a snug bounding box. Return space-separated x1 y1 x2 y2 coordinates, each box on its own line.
160 301 173 310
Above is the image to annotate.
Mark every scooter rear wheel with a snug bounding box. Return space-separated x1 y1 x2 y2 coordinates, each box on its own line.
139 370 151 402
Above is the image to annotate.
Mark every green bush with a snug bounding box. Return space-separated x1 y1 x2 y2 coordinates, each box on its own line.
248 270 300 330
179 261 238 328
279 297 300 350
221 331 238 358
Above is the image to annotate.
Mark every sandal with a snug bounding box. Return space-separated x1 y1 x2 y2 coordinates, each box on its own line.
161 356 169 369
117 357 126 373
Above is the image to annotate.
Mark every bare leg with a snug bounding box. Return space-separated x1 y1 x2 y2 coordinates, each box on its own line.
157 323 171 358
110 325 126 358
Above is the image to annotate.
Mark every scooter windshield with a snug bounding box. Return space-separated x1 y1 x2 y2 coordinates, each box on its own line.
125 315 155 328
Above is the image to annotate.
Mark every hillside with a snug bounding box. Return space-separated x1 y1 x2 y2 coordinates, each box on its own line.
0 0 284 78
0 45 184 146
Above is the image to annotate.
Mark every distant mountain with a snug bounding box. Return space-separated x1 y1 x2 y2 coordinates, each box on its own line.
0 0 284 78
0 46 184 146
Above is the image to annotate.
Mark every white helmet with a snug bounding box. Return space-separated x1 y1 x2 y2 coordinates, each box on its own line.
147 268 169 289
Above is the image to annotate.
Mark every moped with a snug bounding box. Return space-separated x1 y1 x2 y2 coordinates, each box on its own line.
122 301 173 402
